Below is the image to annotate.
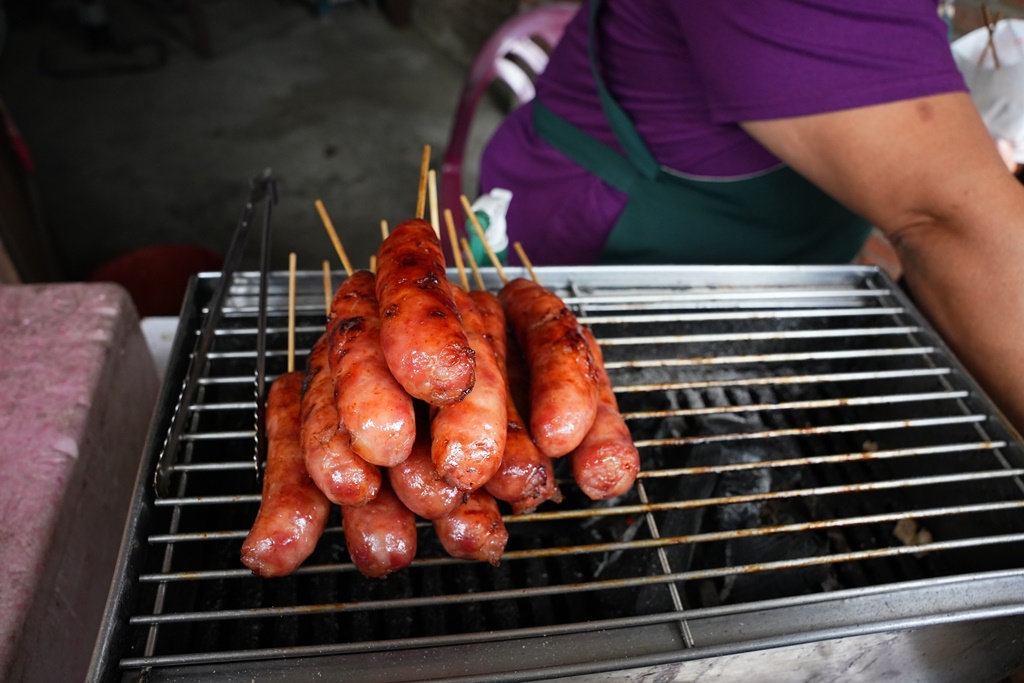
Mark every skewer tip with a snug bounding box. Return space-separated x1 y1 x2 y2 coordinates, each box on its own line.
513 242 539 284
428 168 441 239
416 145 432 220
460 236 486 292
287 252 297 373
443 207 469 292
460 194 507 284
314 199 353 276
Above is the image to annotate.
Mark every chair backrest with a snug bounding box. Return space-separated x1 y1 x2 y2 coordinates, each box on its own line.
439 3 578 222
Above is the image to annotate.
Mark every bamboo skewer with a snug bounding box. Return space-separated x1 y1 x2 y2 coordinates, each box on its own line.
444 208 470 292
460 194 507 284
416 145 431 220
369 255 377 274
322 261 333 317
513 242 540 284
322 260 332 317
287 252 297 374
315 199 353 276
380 219 389 241
428 169 441 239
461 237 486 292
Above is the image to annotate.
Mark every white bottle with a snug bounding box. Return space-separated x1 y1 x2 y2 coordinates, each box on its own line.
467 188 512 266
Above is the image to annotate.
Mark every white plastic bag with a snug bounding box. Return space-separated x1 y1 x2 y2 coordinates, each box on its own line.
952 19 1024 164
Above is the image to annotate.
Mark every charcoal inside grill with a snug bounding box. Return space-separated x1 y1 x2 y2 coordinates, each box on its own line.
589 380 846 614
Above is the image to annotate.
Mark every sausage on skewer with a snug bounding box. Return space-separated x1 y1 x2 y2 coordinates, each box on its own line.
389 413 466 520
568 329 641 501
433 489 509 566
341 480 418 579
328 270 416 467
471 290 562 514
375 219 475 406
302 332 381 506
242 372 331 578
504 329 531 424
499 278 599 459
431 287 507 491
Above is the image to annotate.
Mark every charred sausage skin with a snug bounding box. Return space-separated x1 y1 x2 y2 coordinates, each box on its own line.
499 278 598 459
375 219 475 406
301 333 382 506
471 290 562 514
328 270 416 467
341 481 418 578
389 418 465 520
504 324 531 422
569 329 641 501
433 490 509 566
242 372 331 578
430 288 507 491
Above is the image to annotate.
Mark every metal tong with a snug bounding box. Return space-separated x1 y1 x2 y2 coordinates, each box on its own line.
153 170 278 497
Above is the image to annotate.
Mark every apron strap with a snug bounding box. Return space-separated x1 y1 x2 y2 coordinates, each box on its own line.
532 99 640 193
586 0 661 180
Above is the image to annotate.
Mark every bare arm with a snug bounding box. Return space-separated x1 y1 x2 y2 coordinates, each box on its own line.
742 92 1024 434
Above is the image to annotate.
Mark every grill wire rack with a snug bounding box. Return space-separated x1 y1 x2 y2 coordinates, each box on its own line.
90 265 1024 682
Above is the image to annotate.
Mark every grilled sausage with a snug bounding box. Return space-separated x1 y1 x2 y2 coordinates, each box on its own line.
241 372 331 578
487 421 563 515
430 288 507 491
504 329 531 423
471 290 562 514
433 490 509 566
499 278 599 458
302 332 381 506
328 270 416 467
569 329 640 501
375 219 475 406
341 480 418 578
389 415 465 520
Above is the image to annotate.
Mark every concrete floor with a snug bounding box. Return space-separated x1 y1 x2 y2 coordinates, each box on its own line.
0 0 502 285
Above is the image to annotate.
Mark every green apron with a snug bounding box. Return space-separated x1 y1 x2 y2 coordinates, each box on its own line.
531 0 871 265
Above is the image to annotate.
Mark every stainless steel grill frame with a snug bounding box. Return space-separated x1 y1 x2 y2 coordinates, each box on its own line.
89 265 1024 682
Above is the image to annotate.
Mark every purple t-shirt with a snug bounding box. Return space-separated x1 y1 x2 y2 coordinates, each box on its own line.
480 0 966 265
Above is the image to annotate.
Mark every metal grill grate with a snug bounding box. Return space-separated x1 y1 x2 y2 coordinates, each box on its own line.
92 265 1024 682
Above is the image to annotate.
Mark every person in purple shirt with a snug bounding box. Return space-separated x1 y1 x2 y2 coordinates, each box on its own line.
479 0 1024 432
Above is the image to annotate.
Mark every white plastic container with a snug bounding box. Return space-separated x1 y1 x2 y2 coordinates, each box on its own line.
467 188 513 267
